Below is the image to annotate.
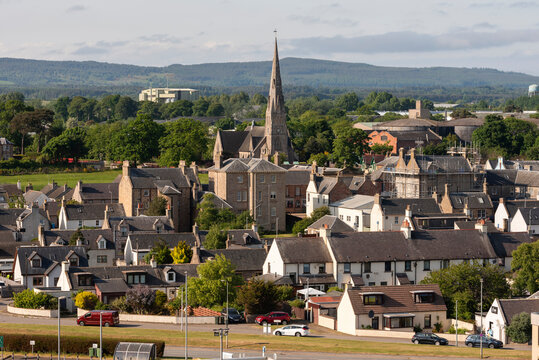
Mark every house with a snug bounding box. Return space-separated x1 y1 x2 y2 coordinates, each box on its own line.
370 194 441 231
0 208 24 232
198 247 268 280
39 182 73 201
485 156 539 172
494 198 539 232
479 297 539 344
118 161 197 232
58 201 125 230
486 170 539 200
72 181 119 204
510 207 539 234
487 232 533 272
39 228 116 267
208 157 287 232
56 262 199 302
368 129 442 155
439 189 493 219
307 295 341 328
0 137 14 160
328 195 374 231
307 215 354 235
212 39 296 162
12 246 88 289
0 240 24 276
223 227 262 248
15 204 51 241
306 166 352 216
23 190 49 207
0 183 22 209
285 168 309 213
336 284 447 335
124 232 198 265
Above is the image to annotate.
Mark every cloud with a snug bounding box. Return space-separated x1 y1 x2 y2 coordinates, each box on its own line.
71 46 109 55
287 14 358 27
509 1 538 7
473 22 497 29
287 28 539 55
138 34 183 44
468 1 496 7
66 5 86 13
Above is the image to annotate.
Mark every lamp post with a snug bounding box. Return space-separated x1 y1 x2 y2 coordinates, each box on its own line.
221 279 229 349
455 300 459 347
480 278 483 359
57 296 65 360
99 311 103 360
184 271 188 360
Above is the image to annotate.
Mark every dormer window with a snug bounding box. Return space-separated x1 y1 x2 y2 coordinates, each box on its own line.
156 225 162 233
412 291 435 303
167 271 175 282
127 273 146 284
120 226 128 236
31 258 41 268
69 256 78 267
363 293 384 305
98 239 106 249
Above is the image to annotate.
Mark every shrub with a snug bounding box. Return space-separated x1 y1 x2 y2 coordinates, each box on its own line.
506 312 532 343
13 289 56 309
413 324 422 333
288 299 305 308
448 325 467 334
275 285 294 302
152 290 168 314
125 285 156 314
434 322 443 332
110 296 130 313
94 300 109 310
74 291 98 310
327 286 343 292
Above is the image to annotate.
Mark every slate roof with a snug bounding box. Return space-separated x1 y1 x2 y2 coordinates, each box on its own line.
285 169 310 185
380 198 441 215
501 200 539 218
65 203 125 220
385 130 442 142
346 284 446 315
0 184 22 197
498 298 539 324
129 233 197 251
329 195 374 210
454 221 498 232
42 229 115 250
449 192 493 209
401 154 472 173
274 237 332 263
17 206 48 222
47 186 73 201
485 170 518 186
15 246 87 276
488 232 533 258
0 209 24 226
108 216 174 233
24 190 47 204
129 168 191 189
0 240 26 259
308 215 355 233
253 273 294 285
225 229 261 246
199 192 232 210
210 158 286 173
77 183 119 201
217 130 249 155
202 248 267 272
515 171 539 187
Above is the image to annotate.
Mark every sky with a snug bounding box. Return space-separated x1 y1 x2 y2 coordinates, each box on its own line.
1 0 539 75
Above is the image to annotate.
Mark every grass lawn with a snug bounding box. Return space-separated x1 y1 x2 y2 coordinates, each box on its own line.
198 173 208 185
261 233 295 238
0 324 529 359
0 170 121 190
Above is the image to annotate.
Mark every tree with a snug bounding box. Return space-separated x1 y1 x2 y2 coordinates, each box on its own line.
195 193 220 229
204 225 227 249
292 206 330 234
192 98 210 116
42 127 88 163
421 262 510 319
74 291 98 310
371 142 394 155
69 228 84 245
214 117 235 130
171 240 193 264
511 240 539 295
161 100 193 119
146 196 168 216
185 254 242 308
506 312 531 343
138 101 161 119
158 118 209 166
143 239 173 265
237 279 279 315
111 115 163 165
336 92 359 112
450 108 476 119
206 103 225 116
53 97 71 121
332 126 369 167
125 285 156 314
114 96 138 120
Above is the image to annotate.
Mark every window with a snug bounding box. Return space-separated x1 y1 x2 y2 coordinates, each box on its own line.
307 193 310 202
97 255 107 264
414 292 435 303
364 262 371 273
295 187 300 196
78 220 83 227
127 274 146 284
423 260 431 271
303 264 310 274
405 260 412 272
143 190 150 197
258 191 262 201
95 220 100 226
394 216 399 225
381 136 388 141
260 175 265 183
271 207 276 217
69 257 78 266
339 215 343 220
167 272 175 282
287 200 293 208
424 315 432 329
121 226 128 236
355 216 360 225
78 275 92 286
477 209 486 218
363 294 383 305
441 259 450 269
257 207 262 217
323 198 327 204
237 191 242 202
32 277 43 286
384 316 413 329
492 306 498 314
237 175 243 183
270 191 276 199
372 316 379 329
296 200 301 208
381 281 387 286
271 175 276 183
344 263 351 273
31 258 41 268
346 216 351 222
385 261 392 272
319 265 326 274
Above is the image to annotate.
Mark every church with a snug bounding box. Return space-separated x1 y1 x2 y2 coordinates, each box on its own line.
213 39 297 163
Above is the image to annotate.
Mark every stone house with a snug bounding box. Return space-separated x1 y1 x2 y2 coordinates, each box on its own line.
285 168 309 213
306 169 352 216
0 137 14 160
124 232 198 265
439 188 493 219
58 201 125 230
15 204 51 241
72 181 119 204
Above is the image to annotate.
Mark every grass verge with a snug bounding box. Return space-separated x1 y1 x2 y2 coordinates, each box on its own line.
0 170 121 190
0 324 529 359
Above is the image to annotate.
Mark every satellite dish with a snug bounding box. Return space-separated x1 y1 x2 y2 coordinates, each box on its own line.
368 310 374 318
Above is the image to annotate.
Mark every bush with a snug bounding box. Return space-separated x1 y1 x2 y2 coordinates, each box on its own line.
13 289 57 309
448 325 467 334
1 333 164 356
94 300 109 310
110 296 130 313
288 299 305 308
275 285 294 302
434 322 443 332
125 285 156 314
413 324 423 333
506 312 532 343
74 291 98 310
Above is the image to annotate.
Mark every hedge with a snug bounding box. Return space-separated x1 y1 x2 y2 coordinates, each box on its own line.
2 333 165 357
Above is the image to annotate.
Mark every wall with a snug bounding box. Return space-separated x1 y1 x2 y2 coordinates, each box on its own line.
88 249 115 267
318 314 336 330
330 206 370 232
532 312 538 360
262 242 284 276
8 305 58 318
336 291 356 335
355 328 468 342
77 308 216 324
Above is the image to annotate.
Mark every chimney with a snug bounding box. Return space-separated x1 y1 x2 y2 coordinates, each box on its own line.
76 238 83 246
499 197 504 204
214 152 223 169
374 193 381 205
61 196 66 209
251 222 258 234
464 203 471 217
104 204 110 227
38 224 45 246
136 202 142 216
193 222 199 235
482 177 488 194
77 180 82 191
319 223 331 242
122 160 130 177
444 183 450 195
410 148 416 160
311 161 317 175
16 179 21 190
416 100 422 110
190 245 201 264
25 183 33 192
150 256 157 268
405 204 412 219
61 260 70 274
226 234 231 249
178 160 186 174
190 161 199 178
165 202 172 219
401 219 412 239
475 219 488 233
274 152 280 165
432 191 439 203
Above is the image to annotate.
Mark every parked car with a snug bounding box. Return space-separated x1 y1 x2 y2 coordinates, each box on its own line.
221 307 244 323
255 311 290 325
77 310 119 327
411 333 448 345
274 325 309 337
465 334 503 349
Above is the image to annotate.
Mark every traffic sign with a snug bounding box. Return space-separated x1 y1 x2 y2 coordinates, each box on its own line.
0 336 3 348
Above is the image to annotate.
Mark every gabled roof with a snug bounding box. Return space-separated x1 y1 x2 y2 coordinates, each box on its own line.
330 195 374 210
274 237 332 263
501 200 539 218
486 170 518 186
380 198 441 215
516 207 539 225
400 154 472 173
498 298 539 324
488 232 533 258
225 229 261 246
108 216 174 233
128 167 191 189
15 246 87 276
43 229 115 250
515 171 539 187
216 130 249 155
77 183 119 201
210 157 286 174
449 192 493 209
308 215 355 233
0 208 24 226
346 284 446 315
285 169 310 185
65 203 125 220
128 233 197 251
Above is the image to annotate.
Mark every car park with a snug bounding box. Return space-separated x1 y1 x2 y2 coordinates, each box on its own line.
465 334 503 348
221 307 244 323
77 310 120 327
273 325 309 337
411 333 448 345
255 311 290 325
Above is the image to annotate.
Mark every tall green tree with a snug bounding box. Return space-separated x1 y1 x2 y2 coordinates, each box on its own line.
42 127 88 163
114 96 138 120
204 225 227 249
146 196 168 216
143 239 173 265
511 240 539 295
506 312 532 343
332 125 369 167
335 92 359 111
158 118 208 166
111 115 163 165
236 279 280 315
171 241 193 264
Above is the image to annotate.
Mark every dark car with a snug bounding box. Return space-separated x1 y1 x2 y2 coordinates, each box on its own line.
255 311 290 325
221 307 244 323
411 333 448 345
465 334 503 349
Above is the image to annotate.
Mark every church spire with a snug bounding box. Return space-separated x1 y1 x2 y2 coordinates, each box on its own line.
267 37 284 116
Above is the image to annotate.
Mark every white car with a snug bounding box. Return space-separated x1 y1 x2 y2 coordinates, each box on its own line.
273 325 309 337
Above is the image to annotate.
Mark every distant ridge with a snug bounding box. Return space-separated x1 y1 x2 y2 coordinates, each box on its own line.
0 57 537 90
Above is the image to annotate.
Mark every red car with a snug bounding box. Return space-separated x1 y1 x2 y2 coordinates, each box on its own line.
255 311 290 325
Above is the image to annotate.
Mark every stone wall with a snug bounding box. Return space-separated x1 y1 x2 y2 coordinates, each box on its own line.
8 305 58 318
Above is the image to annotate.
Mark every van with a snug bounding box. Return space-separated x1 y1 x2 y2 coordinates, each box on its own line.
77 310 120 327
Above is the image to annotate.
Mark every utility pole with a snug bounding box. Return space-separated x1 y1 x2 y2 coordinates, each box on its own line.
480 278 483 359
456 300 459 347
99 312 103 360
185 271 188 360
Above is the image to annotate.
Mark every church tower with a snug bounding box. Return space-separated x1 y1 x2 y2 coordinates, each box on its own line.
264 37 296 162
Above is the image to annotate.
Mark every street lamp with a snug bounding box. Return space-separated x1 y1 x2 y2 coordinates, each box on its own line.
221 279 229 349
480 278 484 360
184 271 188 360
57 296 66 360
99 311 103 360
